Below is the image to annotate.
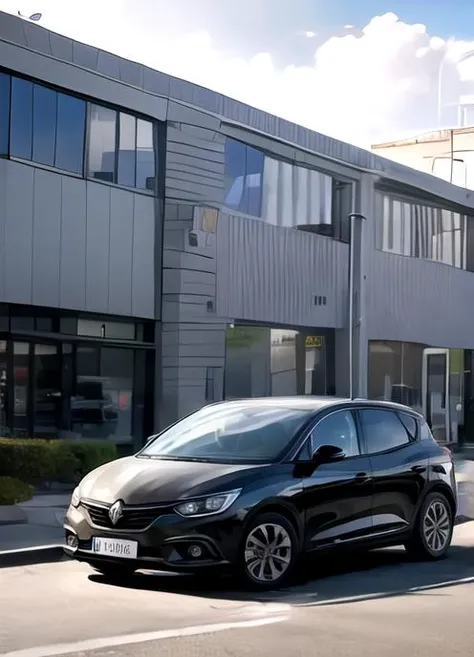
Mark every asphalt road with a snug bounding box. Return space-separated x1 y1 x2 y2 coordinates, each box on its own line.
2 522 474 657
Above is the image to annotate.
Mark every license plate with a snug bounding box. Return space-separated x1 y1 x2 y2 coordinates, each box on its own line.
92 537 138 559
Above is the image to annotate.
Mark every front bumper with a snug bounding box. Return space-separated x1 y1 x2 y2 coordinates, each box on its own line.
64 501 244 572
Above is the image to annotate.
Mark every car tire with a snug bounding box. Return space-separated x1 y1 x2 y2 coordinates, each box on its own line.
404 491 454 560
238 512 299 591
92 564 136 579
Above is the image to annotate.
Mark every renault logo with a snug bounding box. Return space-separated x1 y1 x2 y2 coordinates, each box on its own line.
109 500 124 525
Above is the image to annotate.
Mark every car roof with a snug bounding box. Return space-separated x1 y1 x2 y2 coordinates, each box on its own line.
211 397 421 415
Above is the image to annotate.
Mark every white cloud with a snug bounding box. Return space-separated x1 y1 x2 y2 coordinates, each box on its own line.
4 4 474 147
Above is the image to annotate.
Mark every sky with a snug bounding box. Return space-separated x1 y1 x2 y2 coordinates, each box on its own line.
2 0 474 148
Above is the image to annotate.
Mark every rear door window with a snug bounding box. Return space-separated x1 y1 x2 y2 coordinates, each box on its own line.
359 409 412 454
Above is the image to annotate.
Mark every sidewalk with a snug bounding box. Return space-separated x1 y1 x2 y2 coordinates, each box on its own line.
0 492 69 552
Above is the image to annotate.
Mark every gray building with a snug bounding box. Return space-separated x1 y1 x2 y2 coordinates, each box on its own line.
1 12 474 450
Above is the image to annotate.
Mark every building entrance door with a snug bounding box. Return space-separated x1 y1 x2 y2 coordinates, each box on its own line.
422 348 450 443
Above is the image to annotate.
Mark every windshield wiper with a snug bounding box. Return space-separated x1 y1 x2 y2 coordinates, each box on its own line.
138 455 213 463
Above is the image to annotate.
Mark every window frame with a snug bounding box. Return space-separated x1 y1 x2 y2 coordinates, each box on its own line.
355 406 417 456
294 408 365 462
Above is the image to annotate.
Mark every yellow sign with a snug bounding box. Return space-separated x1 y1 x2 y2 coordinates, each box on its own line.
305 335 322 348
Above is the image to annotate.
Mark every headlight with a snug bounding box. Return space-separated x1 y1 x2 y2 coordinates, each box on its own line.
174 489 242 518
70 487 81 508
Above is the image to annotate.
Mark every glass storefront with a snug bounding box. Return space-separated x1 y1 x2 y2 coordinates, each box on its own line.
368 340 464 443
0 304 155 450
224 325 335 400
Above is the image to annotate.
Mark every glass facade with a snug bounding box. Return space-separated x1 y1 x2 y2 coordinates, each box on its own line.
0 305 155 449
223 137 349 240
223 138 264 216
375 191 468 268
0 69 158 192
224 325 335 399
368 340 464 443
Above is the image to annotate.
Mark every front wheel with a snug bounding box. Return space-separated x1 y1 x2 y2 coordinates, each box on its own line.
238 512 299 591
404 492 453 560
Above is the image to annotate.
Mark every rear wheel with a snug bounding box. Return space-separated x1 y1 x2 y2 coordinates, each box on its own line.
238 512 299 591
404 492 453 560
92 563 136 579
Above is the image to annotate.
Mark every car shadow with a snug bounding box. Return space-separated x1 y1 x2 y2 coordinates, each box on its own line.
87 542 474 607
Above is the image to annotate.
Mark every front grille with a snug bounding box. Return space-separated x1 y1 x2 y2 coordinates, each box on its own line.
82 501 169 531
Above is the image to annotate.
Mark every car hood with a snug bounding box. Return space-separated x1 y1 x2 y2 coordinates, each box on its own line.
78 456 260 505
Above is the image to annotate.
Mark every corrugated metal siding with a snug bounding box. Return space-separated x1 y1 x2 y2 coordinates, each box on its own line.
367 249 474 348
216 212 348 328
2 10 474 209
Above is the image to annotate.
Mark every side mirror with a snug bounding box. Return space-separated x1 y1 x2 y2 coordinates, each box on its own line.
312 444 345 464
145 434 156 445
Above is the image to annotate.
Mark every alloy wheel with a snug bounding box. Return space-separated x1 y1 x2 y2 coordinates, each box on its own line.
244 522 292 583
423 499 451 553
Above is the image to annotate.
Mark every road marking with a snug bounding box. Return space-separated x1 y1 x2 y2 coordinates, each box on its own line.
2 614 290 657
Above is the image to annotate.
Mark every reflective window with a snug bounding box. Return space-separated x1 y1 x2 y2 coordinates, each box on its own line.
0 73 10 155
224 326 335 400
13 342 29 437
224 138 264 215
376 191 466 269
0 340 6 435
368 340 424 413
55 93 86 174
136 118 155 190
32 84 57 166
270 329 297 396
118 112 136 187
10 78 33 159
359 409 411 453
3 72 156 189
310 410 359 457
398 412 417 440
262 157 332 230
88 106 155 190
9 77 85 174
72 345 133 444
88 104 116 183
33 343 61 438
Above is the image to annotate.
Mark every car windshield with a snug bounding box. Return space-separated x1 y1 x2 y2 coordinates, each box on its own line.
139 403 314 463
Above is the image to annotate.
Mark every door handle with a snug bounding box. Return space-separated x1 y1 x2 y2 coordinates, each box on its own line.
354 472 370 483
411 465 426 474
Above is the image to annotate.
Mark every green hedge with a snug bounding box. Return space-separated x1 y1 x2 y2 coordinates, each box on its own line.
0 476 34 505
0 439 117 486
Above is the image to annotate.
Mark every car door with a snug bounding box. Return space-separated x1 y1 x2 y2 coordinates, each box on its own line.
298 408 374 551
357 407 430 536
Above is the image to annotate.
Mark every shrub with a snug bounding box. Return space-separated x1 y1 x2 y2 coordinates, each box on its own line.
0 476 33 505
0 439 117 486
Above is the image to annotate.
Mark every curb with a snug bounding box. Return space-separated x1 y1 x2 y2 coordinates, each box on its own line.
0 544 68 568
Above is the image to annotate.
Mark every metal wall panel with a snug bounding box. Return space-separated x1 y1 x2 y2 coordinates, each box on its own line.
0 160 155 318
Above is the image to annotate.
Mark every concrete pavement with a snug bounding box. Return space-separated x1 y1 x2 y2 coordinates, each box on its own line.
0 493 69 555
2 521 474 656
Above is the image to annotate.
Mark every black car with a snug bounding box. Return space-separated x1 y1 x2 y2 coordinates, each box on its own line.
64 397 457 590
